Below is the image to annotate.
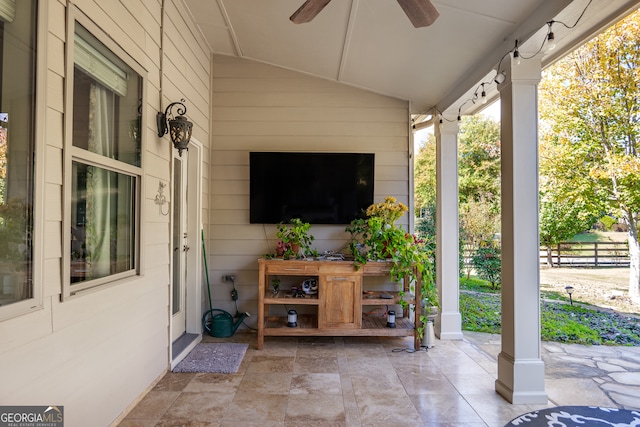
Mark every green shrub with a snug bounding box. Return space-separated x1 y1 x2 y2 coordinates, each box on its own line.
470 243 501 289
598 215 617 231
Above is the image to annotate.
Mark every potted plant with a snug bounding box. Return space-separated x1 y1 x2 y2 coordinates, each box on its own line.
276 218 316 259
346 196 436 338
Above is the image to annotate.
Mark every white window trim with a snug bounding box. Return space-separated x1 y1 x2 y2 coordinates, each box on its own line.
0 0 46 321
61 5 146 300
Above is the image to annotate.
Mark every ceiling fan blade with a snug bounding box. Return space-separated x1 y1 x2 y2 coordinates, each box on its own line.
290 0 333 24
396 0 439 27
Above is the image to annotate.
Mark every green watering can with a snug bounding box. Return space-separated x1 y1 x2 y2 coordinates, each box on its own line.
202 309 249 337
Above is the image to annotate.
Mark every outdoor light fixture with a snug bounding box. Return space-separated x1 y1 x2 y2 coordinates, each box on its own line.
157 99 193 156
494 72 506 85
565 286 574 305
386 310 396 328
287 309 298 327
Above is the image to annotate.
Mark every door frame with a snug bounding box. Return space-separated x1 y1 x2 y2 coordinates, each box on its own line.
170 138 203 368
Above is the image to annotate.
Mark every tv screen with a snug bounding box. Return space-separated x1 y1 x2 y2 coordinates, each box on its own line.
250 152 375 224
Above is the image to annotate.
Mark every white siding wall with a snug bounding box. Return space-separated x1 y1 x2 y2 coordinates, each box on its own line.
0 1 210 426
209 55 410 323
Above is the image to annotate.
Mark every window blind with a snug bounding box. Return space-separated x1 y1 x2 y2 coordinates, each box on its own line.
74 32 128 97
0 0 15 23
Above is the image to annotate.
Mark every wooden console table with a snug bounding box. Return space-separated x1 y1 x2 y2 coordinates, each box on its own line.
257 258 422 349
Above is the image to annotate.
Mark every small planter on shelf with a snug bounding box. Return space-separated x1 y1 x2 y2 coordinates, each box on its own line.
275 218 316 259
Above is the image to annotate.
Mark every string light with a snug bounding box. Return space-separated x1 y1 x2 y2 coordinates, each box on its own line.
546 22 556 51
441 0 594 123
513 39 521 65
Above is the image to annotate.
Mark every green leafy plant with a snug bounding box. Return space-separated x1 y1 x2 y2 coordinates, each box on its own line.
346 196 435 338
276 218 315 259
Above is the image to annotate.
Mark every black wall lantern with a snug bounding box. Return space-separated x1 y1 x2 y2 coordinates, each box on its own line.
157 99 193 156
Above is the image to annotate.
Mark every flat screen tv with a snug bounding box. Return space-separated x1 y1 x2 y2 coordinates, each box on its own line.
250 152 375 224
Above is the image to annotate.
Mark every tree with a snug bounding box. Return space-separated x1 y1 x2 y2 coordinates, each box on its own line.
539 189 597 266
459 197 499 278
414 133 437 214
458 115 501 209
539 10 640 296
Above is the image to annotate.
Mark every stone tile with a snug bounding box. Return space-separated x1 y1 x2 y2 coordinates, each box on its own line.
125 391 180 421
346 357 395 377
444 372 497 395
290 372 341 394
116 420 158 427
608 391 640 409
397 371 459 395
156 420 218 427
154 373 197 391
162 391 234 422
428 356 489 375
294 355 340 373
285 394 346 423
464 393 535 426
350 372 406 396
596 361 628 372
342 390 361 426
184 373 244 393
355 391 421 424
608 371 640 385
545 378 616 407
238 372 292 394
222 392 288 422
296 341 339 358
221 421 284 427
410 393 485 424
245 355 295 374
600 381 640 397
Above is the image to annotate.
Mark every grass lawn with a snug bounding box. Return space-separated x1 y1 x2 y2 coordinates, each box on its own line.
459 277 640 346
570 231 628 243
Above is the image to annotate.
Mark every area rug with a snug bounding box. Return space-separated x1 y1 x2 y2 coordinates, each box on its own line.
505 406 640 426
172 343 248 374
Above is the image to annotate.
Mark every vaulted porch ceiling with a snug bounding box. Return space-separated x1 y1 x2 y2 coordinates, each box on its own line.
184 0 640 117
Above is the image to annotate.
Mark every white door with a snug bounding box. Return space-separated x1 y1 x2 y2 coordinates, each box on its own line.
171 153 188 341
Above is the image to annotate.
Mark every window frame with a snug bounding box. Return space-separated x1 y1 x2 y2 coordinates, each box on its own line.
62 6 145 299
0 0 44 321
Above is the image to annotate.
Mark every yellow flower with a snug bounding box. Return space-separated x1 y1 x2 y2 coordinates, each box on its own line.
365 196 408 225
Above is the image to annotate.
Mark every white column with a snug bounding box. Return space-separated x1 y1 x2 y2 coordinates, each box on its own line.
495 57 547 404
435 119 463 340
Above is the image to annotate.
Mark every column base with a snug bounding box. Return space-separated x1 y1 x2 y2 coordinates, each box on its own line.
496 351 548 404
434 311 463 340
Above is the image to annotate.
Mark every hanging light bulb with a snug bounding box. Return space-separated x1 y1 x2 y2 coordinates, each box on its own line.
546 23 556 51
480 84 487 104
512 39 521 65
513 49 521 65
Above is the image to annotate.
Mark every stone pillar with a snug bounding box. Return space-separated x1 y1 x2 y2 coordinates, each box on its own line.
495 57 547 404
435 119 463 340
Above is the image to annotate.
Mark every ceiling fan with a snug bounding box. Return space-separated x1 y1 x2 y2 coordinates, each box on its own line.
290 0 439 28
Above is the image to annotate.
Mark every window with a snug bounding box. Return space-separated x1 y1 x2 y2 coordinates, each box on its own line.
65 14 143 296
0 0 37 313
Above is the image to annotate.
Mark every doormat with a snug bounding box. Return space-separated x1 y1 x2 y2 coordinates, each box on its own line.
505 406 640 426
173 342 248 374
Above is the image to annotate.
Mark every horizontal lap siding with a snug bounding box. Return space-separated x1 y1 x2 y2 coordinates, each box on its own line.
209 55 410 319
0 1 211 426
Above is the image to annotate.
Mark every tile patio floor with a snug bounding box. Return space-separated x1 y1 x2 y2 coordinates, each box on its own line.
118 331 640 426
